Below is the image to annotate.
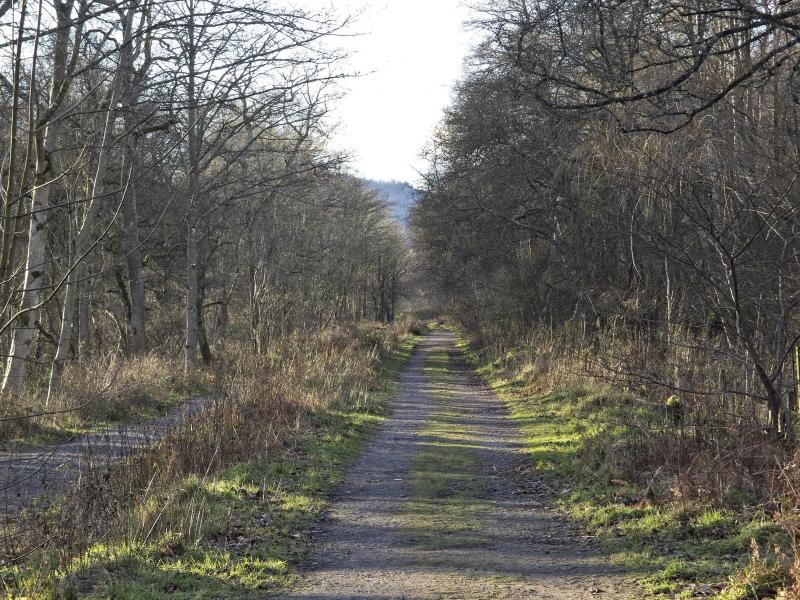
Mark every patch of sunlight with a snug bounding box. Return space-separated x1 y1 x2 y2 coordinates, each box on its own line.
158 551 287 580
279 492 321 512
400 356 492 552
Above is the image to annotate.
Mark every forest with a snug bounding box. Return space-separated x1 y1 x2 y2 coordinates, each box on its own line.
2 0 800 598
412 1 800 596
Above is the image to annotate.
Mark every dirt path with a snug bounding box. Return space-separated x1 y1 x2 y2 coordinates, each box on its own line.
0 396 212 515
282 331 634 600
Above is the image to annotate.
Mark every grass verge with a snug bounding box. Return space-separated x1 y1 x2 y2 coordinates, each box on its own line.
451 328 791 599
3 327 422 599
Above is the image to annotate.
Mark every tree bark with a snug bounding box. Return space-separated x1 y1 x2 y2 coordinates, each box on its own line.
184 0 200 372
185 219 199 370
122 151 147 354
78 262 90 359
47 76 119 403
3 0 80 396
118 2 149 355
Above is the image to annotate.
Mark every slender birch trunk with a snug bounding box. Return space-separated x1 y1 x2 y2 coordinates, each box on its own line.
0 0 28 299
2 0 77 395
47 77 120 403
1 129 55 395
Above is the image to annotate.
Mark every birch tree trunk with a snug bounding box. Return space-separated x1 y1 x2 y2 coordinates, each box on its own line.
0 0 28 301
47 77 120 403
2 0 78 395
1 131 55 394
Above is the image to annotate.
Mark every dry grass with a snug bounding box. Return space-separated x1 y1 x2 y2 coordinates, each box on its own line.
460 319 800 597
0 319 420 596
0 354 209 444
59 354 207 420
469 321 794 508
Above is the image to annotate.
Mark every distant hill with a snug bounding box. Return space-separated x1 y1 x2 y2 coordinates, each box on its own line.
363 179 420 226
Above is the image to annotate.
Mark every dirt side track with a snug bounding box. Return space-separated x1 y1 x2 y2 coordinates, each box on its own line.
0 396 212 515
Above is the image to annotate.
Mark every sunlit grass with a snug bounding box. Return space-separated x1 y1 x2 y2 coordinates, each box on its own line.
452 325 792 599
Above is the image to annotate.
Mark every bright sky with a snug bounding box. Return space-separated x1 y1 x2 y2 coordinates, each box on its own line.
296 1 477 185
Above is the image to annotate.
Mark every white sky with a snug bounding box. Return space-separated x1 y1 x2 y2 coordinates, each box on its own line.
296 1 477 185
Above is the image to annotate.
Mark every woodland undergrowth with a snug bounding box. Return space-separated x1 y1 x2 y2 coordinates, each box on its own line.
457 322 800 600
0 354 209 446
1 319 421 598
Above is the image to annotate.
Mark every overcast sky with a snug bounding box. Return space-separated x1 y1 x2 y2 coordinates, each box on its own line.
295 1 477 185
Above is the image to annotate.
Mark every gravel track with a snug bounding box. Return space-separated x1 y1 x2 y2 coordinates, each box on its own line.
281 331 635 600
0 396 212 515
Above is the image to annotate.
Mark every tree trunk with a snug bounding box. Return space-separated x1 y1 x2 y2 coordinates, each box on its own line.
2 124 59 395
48 78 119 403
197 247 212 364
118 2 149 355
185 218 199 371
0 0 28 301
184 2 200 372
78 263 90 360
3 0 78 396
122 151 147 354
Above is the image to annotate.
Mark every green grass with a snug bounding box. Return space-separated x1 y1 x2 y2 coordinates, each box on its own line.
451 328 791 599
400 350 490 551
72 412 384 598
8 333 422 599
